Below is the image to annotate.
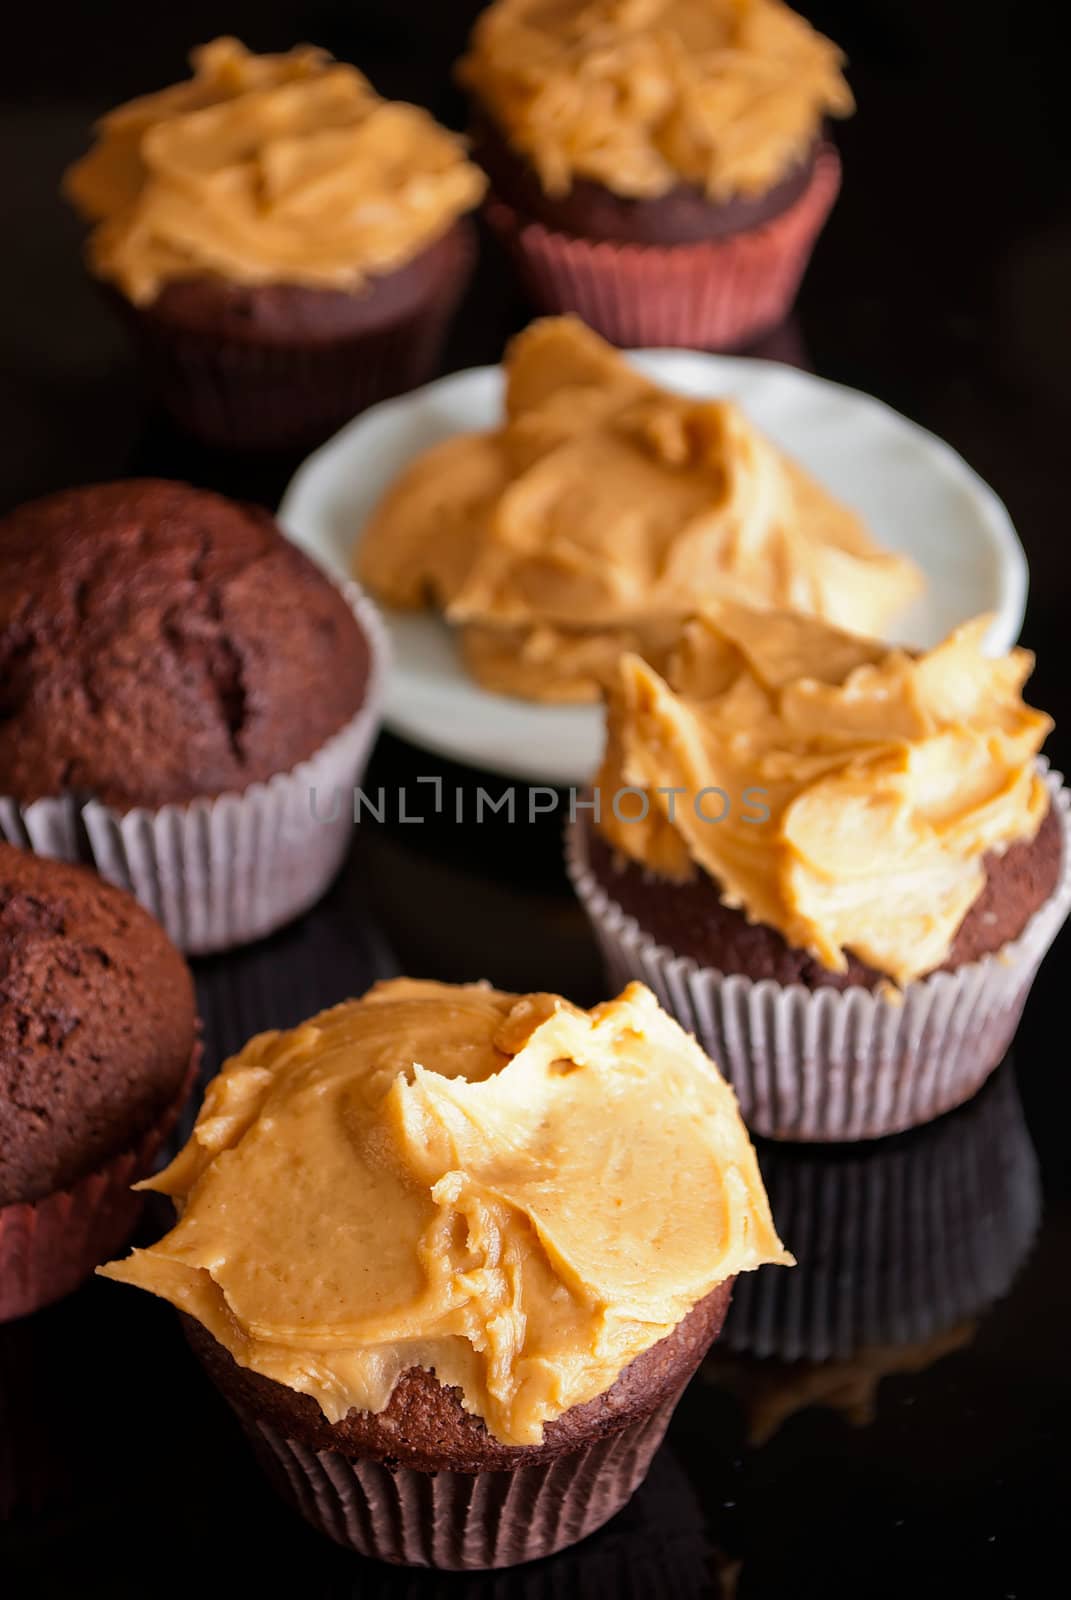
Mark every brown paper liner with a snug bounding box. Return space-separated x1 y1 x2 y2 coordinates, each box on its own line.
484 144 841 349
566 771 1071 1141
239 1388 684 1569
112 226 476 452
0 1047 198 1323
0 586 387 955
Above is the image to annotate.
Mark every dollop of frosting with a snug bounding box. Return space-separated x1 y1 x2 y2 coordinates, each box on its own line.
101 979 789 1446
595 604 1052 985
459 0 853 200
357 316 922 703
63 38 486 304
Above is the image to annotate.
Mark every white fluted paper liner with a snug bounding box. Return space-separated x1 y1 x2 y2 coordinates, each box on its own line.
566 771 1071 1142
240 1391 680 1570
0 584 388 955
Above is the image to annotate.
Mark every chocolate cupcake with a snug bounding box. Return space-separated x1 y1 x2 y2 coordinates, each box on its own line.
0 479 386 952
101 978 790 1567
0 846 197 1320
567 603 1071 1140
63 38 486 451
458 0 853 348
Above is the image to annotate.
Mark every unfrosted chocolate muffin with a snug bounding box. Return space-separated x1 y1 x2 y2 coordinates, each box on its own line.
0 479 370 812
584 802 1065 993
0 844 195 1209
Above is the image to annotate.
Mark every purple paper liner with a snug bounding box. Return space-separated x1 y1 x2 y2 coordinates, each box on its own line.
0 585 388 955
239 1387 683 1570
721 1062 1040 1363
566 770 1071 1141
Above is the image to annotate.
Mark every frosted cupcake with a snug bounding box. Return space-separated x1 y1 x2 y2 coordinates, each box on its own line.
357 316 920 703
101 978 790 1568
63 38 485 450
567 602 1071 1140
459 0 853 347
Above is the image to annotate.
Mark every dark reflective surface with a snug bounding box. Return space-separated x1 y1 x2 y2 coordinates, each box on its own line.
1 3 1069 1595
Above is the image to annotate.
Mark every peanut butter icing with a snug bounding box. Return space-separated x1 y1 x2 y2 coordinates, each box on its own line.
356 317 922 704
101 979 790 1447
63 38 486 304
459 0 853 201
595 604 1053 985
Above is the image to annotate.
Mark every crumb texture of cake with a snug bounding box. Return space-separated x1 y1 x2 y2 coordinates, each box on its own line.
0 846 195 1206
357 316 920 702
593 602 1054 986
0 479 370 810
102 977 789 1450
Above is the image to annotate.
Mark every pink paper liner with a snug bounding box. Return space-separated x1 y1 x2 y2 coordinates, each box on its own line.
484 144 841 349
0 585 388 954
566 770 1071 1142
238 1387 684 1569
722 1064 1040 1362
113 226 476 453
0 1046 199 1323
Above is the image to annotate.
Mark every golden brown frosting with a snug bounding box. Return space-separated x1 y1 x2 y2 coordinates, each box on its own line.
356 317 922 704
459 0 853 200
595 603 1052 985
63 38 486 304
101 978 790 1447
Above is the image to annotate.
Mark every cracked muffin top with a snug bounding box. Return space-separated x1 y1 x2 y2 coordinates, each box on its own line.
0 843 196 1205
0 479 371 810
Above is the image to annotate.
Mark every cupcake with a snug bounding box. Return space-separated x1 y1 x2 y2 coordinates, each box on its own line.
62 38 486 451
100 978 790 1568
357 316 920 703
567 602 1071 1140
0 479 386 953
0 846 197 1321
458 0 853 348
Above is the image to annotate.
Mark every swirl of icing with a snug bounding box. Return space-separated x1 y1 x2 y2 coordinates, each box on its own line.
459 0 853 201
595 603 1053 985
63 38 486 304
357 317 922 704
101 979 790 1446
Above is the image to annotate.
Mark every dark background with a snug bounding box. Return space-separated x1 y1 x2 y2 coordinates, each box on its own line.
1 3 1069 1596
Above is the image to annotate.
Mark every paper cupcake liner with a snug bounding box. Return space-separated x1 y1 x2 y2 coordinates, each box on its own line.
484 144 841 350
273 1449 713 1600
722 1064 1040 1362
566 772 1071 1142
0 585 388 955
112 226 475 453
238 1389 683 1570
0 1047 198 1323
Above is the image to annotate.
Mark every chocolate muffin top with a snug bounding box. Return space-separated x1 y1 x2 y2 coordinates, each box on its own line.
0 845 196 1206
0 479 371 810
